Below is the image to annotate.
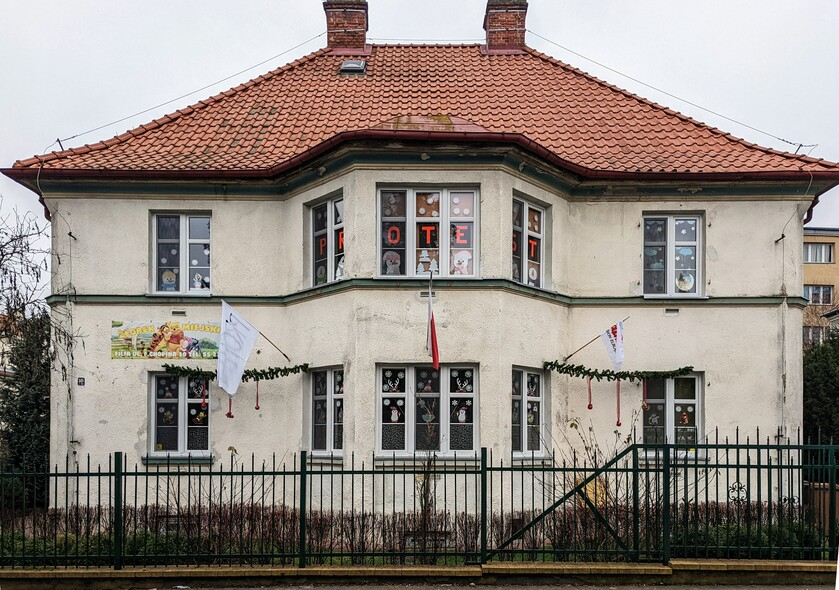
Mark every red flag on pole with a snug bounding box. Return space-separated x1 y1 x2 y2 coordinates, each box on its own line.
426 272 439 369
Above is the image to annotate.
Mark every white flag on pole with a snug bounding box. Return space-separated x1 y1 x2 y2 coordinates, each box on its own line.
217 301 259 396
600 321 625 370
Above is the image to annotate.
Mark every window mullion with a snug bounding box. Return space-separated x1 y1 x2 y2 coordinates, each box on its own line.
326 371 334 452
178 376 187 454
666 378 675 443
406 367 415 453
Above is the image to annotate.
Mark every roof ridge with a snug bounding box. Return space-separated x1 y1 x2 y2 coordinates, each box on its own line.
14 47 333 169
522 46 839 171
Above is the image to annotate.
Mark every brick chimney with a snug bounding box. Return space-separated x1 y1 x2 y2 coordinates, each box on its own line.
483 0 528 52
324 0 368 52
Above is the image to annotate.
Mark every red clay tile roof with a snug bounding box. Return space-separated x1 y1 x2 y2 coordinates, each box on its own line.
8 44 839 180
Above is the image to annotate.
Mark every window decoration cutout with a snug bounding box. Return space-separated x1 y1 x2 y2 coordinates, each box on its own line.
640 376 701 447
379 366 477 454
644 215 701 297
380 189 478 278
152 374 210 456
512 369 544 454
512 199 545 287
312 197 345 285
311 368 344 453
155 215 211 294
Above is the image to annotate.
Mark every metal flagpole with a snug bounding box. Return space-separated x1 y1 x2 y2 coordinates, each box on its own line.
563 316 630 362
258 330 291 362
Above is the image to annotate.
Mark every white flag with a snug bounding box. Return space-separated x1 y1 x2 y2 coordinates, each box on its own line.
217 301 259 396
600 321 624 370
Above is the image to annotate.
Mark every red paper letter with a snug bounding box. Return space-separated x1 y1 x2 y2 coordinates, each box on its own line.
420 225 435 245
387 226 401 245
528 238 538 259
454 225 467 244
318 236 327 256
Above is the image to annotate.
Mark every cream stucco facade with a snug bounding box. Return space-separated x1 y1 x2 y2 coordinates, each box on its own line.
42 147 810 469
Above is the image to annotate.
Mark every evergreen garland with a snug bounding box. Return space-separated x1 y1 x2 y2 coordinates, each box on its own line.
543 360 693 382
161 363 309 382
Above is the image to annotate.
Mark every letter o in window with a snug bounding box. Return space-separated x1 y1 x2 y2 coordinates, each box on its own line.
387 225 401 245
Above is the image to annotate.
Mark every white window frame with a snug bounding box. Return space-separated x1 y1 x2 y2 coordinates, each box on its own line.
643 214 703 298
376 365 478 457
511 368 546 457
804 243 834 264
310 367 344 456
151 213 211 295
311 197 345 286
377 188 480 278
642 375 702 452
512 199 545 288
803 284 834 306
148 373 211 458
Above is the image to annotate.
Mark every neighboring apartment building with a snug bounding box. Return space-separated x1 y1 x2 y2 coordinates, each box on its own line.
803 227 839 346
4 0 839 468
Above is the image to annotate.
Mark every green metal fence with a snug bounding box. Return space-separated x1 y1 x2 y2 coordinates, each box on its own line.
0 435 836 568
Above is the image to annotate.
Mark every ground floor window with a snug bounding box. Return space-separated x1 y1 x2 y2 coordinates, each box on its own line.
512 368 545 454
803 326 829 348
150 374 210 456
642 375 702 446
379 365 477 454
311 368 344 453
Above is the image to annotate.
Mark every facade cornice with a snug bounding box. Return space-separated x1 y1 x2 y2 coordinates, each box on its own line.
46 279 809 310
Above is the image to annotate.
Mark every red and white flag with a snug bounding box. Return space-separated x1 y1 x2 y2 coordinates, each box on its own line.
426 274 439 369
600 321 624 370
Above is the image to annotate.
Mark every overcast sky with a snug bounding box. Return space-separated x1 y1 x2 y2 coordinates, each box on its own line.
2 0 838 227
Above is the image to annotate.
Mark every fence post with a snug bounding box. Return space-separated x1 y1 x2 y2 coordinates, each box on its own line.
830 449 837 560
113 452 124 571
299 450 307 568
632 445 640 562
662 444 670 565
480 447 487 564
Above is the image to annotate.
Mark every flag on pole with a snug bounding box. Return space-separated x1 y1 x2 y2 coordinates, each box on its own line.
426 273 440 370
600 321 624 370
217 301 259 396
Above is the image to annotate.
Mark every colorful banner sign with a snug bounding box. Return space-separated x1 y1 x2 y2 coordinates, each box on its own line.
111 321 220 360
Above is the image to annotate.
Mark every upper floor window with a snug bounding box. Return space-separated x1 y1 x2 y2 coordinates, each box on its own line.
379 365 477 455
803 285 833 305
512 199 545 288
643 215 701 297
379 188 478 278
150 374 210 457
311 368 344 454
312 197 345 286
512 368 545 455
642 375 702 447
153 214 210 294
804 243 834 263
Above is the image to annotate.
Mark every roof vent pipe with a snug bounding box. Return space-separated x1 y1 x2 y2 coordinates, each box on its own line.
483 0 528 53
323 0 368 52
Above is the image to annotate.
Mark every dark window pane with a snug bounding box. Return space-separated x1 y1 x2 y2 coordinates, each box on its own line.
187 428 208 451
382 369 406 393
157 216 180 240
188 217 210 240
381 424 405 450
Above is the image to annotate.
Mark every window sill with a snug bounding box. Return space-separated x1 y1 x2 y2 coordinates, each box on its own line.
642 294 709 301
373 453 479 465
146 292 213 298
511 454 551 465
142 455 213 465
309 453 344 466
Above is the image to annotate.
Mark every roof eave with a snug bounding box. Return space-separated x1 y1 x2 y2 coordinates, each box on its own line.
5 128 839 219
